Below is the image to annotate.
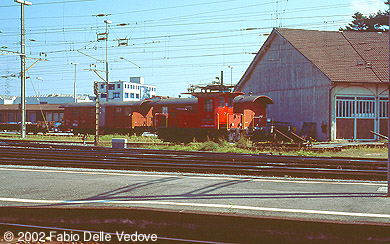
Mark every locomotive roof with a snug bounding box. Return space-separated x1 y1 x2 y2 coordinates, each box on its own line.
59 95 272 109
233 95 274 104
61 99 198 108
60 101 143 108
149 97 197 106
61 102 95 108
101 101 144 107
182 91 244 98
0 104 63 111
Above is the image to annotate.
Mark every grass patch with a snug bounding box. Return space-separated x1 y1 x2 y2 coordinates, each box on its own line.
235 135 251 149
319 146 387 158
98 134 161 143
0 132 162 144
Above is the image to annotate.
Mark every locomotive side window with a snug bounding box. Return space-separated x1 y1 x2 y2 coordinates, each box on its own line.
125 107 131 116
28 112 36 123
204 99 213 112
162 107 168 114
219 96 225 107
73 108 79 117
228 97 233 108
116 107 122 116
8 112 15 122
53 113 59 122
46 112 53 121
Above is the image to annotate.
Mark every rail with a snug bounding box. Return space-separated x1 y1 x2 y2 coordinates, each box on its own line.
0 142 386 180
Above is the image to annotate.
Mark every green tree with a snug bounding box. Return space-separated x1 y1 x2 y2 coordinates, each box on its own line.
341 1 389 31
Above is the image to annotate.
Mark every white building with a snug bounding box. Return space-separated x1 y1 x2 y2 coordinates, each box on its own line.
98 77 157 101
0 95 16 104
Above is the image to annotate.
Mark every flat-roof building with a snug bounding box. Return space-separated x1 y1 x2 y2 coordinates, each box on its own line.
98 77 157 101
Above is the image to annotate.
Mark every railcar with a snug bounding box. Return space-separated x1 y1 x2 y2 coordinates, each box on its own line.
61 98 158 135
233 95 274 141
149 97 198 129
0 104 65 133
61 102 97 135
104 100 154 135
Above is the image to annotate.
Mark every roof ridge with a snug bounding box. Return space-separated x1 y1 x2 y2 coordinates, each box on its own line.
275 27 340 34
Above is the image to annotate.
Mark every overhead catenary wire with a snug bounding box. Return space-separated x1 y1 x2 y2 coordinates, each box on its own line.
1 0 382 96
1 17 351 58
0 0 94 8
0 11 352 36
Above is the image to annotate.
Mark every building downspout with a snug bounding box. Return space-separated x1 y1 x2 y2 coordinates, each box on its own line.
375 83 379 141
387 9 390 196
329 82 337 141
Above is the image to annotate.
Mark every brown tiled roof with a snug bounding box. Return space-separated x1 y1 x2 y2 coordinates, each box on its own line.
342 31 388 82
276 28 388 83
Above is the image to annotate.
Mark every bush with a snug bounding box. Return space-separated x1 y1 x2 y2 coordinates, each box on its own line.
198 140 220 151
217 137 230 147
235 135 251 149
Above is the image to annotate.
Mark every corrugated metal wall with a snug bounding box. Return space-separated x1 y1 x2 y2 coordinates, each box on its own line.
240 34 331 141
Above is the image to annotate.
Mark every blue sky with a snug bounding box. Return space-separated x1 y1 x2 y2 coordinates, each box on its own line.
0 0 388 98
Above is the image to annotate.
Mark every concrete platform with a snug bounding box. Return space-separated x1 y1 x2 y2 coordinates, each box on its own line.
0 165 389 225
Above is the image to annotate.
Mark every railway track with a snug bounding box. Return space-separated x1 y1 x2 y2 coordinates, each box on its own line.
0 137 171 147
0 141 386 180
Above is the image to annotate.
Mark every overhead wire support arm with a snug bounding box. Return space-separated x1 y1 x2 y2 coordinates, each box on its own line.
119 57 141 68
25 58 48 72
77 49 104 62
93 69 107 83
76 41 104 62
84 68 107 83
0 50 23 56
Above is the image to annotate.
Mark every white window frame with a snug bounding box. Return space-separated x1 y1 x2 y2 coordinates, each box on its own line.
336 96 387 140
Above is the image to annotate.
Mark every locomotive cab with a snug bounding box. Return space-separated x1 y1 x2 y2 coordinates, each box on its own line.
194 92 244 130
156 86 246 142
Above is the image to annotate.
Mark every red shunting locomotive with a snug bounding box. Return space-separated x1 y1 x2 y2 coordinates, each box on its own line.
155 84 273 142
